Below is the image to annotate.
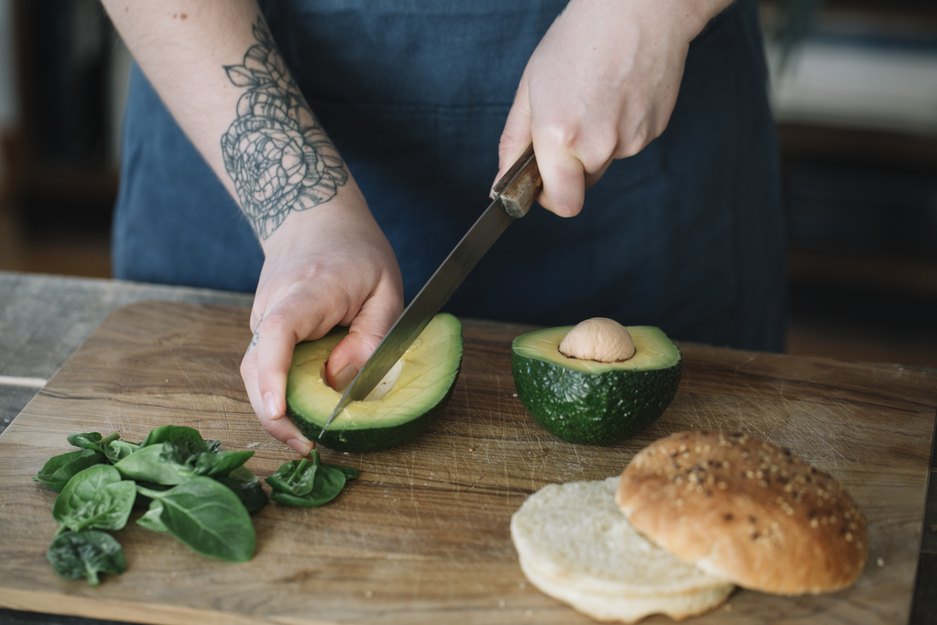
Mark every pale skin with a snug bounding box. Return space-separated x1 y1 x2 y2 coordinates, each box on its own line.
101 0 732 455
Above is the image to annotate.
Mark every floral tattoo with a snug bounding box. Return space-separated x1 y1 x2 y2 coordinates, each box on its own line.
221 19 347 240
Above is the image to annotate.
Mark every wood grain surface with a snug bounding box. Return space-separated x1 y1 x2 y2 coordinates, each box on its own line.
0 301 934 625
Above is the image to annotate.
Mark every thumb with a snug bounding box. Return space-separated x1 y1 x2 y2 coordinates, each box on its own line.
324 289 401 391
495 74 533 184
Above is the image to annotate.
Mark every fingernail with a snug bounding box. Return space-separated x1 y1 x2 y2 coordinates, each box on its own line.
333 364 358 391
263 391 280 421
288 437 313 456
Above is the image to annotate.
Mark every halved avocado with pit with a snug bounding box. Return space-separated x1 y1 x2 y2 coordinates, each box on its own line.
286 313 463 452
512 325 681 445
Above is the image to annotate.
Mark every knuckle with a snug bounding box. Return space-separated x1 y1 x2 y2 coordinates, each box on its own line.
538 118 581 153
615 136 646 159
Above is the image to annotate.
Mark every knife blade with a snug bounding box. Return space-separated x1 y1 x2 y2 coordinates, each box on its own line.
318 145 542 438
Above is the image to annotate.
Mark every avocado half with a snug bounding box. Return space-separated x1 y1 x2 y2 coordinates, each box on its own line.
286 313 463 452
512 325 681 445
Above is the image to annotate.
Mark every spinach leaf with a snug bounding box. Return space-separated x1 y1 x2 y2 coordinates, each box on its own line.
270 465 348 508
165 443 253 478
140 425 207 452
67 432 120 455
115 443 188 485
35 449 105 492
137 478 255 562
217 466 269 513
136 500 169 533
265 455 317 497
192 449 254 477
52 465 136 533
328 464 360 480
104 439 140 463
46 530 126 586
266 451 358 508
117 439 256 486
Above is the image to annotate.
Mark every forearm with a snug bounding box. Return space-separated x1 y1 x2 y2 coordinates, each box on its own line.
101 0 352 242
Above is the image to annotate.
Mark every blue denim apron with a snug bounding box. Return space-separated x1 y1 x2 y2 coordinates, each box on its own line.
113 0 785 351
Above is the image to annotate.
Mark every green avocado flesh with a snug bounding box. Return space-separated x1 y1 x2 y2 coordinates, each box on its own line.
512 325 681 445
286 313 463 452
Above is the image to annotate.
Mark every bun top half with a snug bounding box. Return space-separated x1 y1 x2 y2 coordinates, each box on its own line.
616 430 868 595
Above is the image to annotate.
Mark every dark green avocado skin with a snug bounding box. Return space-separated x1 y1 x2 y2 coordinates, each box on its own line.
512 355 681 445
287 378 458 453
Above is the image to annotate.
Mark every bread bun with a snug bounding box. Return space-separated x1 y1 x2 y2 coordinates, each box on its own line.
616 431 868 595
511 477 734 622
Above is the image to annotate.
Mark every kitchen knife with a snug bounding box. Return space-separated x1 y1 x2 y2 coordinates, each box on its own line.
318 145 542 438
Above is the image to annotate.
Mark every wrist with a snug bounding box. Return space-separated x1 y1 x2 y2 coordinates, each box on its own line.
258 184 373 256
572 0 733 44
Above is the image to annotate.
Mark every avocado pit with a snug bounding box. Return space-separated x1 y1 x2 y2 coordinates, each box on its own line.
559 317 636 363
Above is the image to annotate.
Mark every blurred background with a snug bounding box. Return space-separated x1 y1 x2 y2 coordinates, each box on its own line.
0 0 934 368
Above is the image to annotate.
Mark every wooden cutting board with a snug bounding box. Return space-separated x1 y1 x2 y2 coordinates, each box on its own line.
0 301 934 625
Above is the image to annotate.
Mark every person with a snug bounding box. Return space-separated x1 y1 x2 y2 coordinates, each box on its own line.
101 0 786 456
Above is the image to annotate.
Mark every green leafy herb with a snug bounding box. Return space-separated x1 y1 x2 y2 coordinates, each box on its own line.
66 431 120 455
38 423 336 584
115 443 189 485
266 451 357 508
46 530 126 586
137 477 256 562
136 500 169 533
330 464 360 480
104 439 140 463
166 443 253 478
116 440 255 486
52 464 136 533
217 466 269 513
140 425 208 452
35 449 106 492
266 455 317 496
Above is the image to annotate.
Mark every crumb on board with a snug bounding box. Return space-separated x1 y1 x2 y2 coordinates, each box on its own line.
877 557 885 568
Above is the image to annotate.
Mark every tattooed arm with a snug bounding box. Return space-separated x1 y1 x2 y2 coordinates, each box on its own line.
102 1 403 455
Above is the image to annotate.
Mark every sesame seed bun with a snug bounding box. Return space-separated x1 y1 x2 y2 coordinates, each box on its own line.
615 431 868 595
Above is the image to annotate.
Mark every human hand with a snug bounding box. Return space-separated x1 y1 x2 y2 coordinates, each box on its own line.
240 192 403 455
497 0 719 216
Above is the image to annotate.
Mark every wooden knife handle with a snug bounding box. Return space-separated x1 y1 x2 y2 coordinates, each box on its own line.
490 145 542 219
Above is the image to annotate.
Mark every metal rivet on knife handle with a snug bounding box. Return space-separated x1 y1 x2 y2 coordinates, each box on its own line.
490 145 543 219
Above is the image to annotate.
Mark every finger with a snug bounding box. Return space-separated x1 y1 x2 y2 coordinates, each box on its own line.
251 302 332 455
241 340 313 456
495 73 533 185
532 139 586 217
325 280 403 390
